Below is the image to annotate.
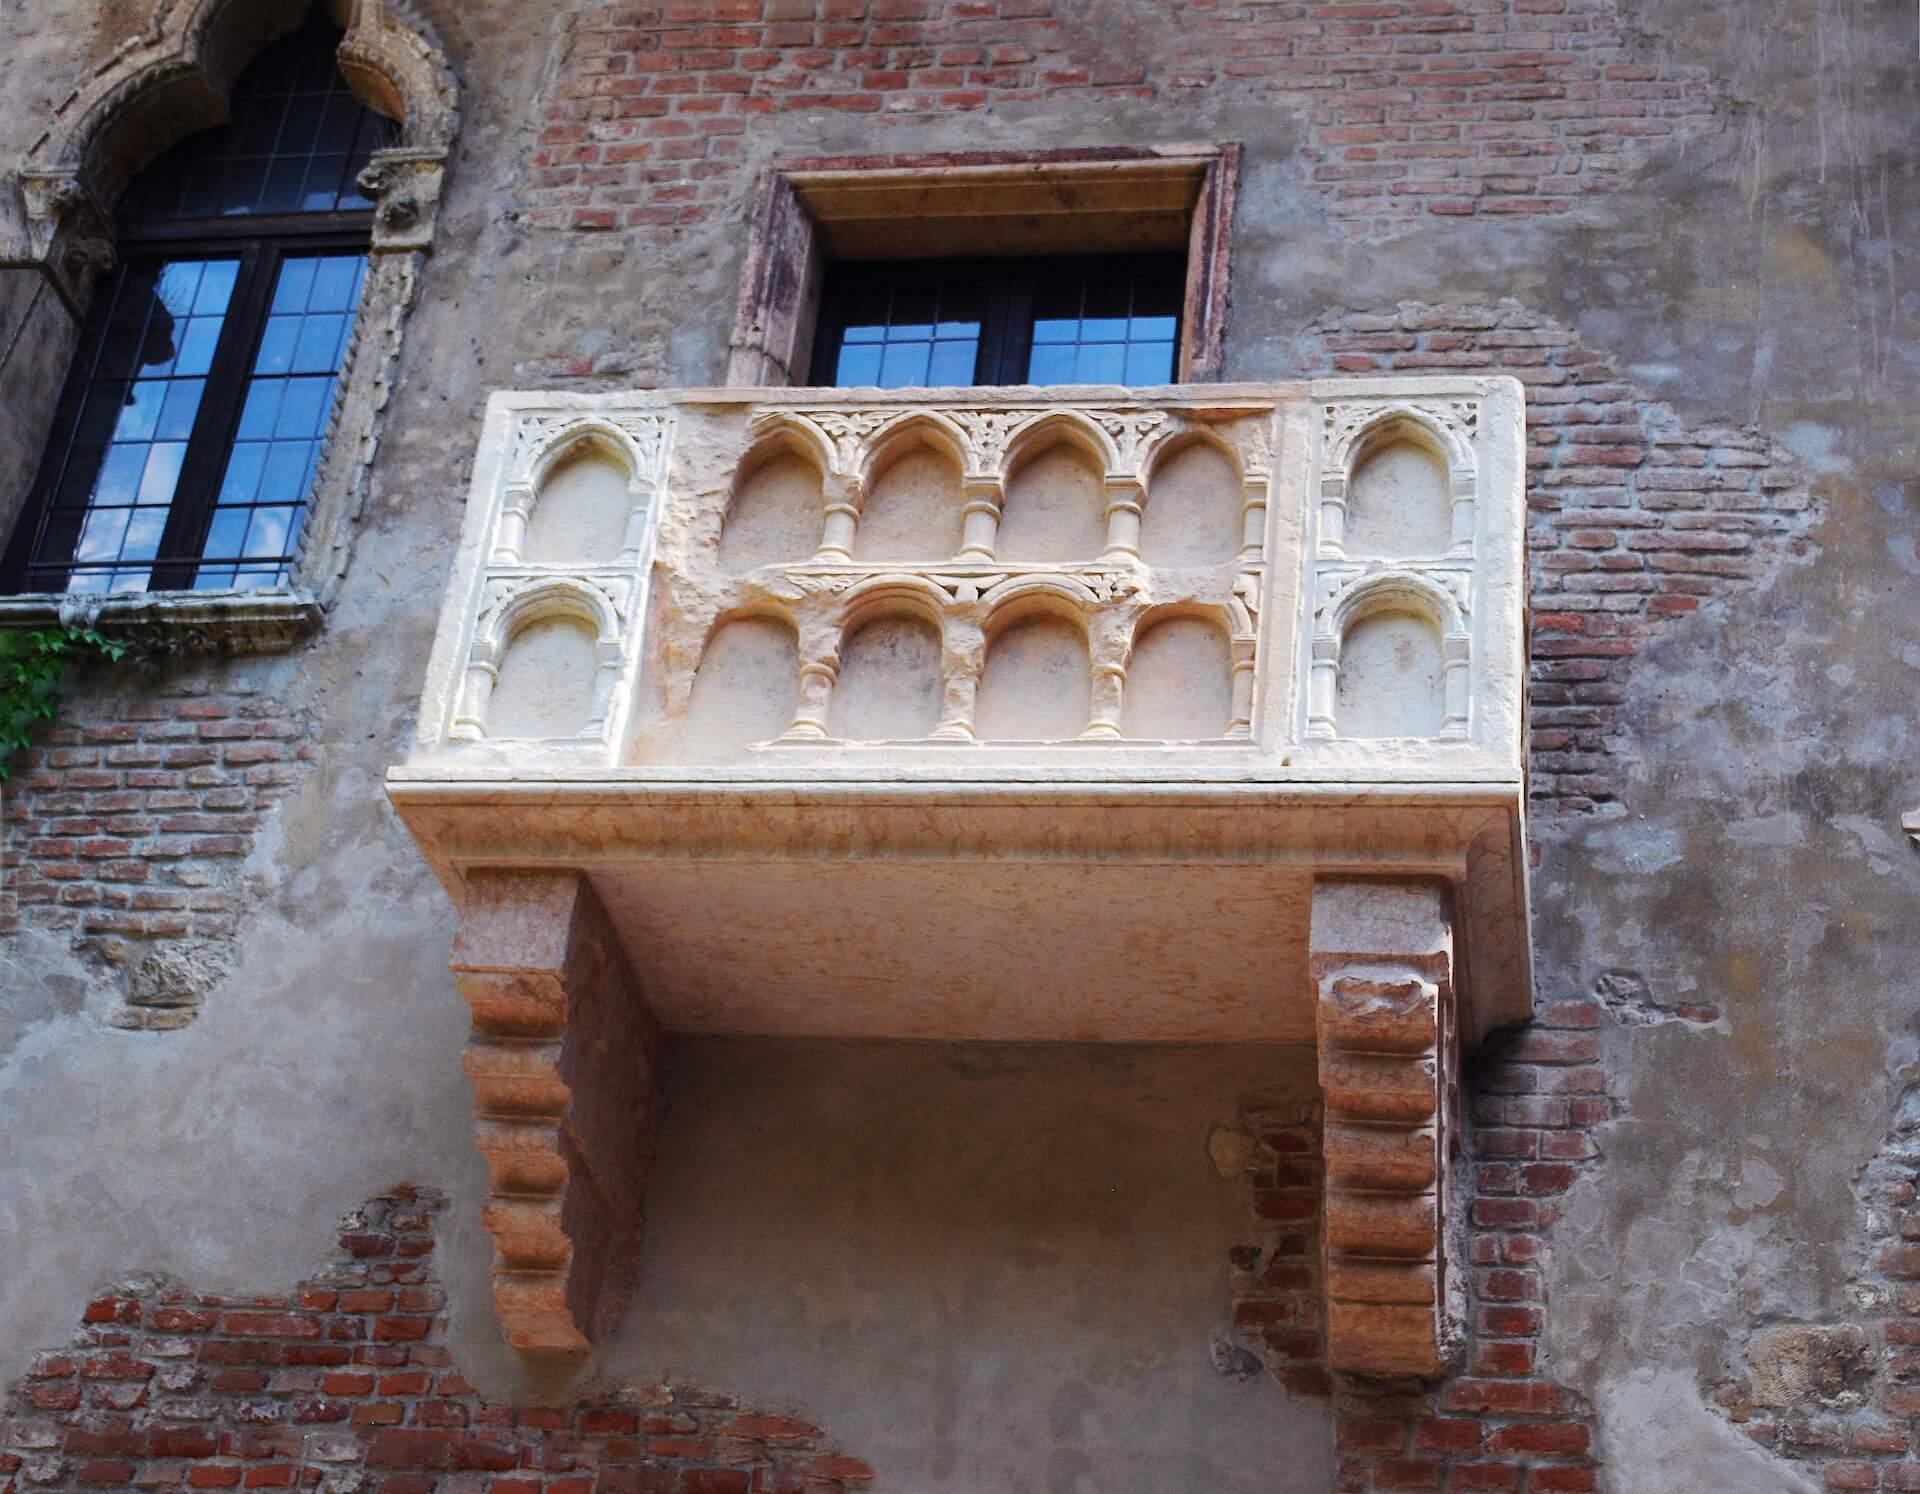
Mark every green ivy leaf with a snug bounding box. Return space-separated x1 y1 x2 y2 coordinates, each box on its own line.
0 623 161 780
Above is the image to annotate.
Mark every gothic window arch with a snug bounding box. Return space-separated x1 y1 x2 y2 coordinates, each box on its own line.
1 0 457 632
5 12 391 594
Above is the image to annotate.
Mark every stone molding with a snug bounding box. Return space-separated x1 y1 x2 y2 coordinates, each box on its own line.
1311 878 1464 1379
0 589 321 654
449 869 660 1352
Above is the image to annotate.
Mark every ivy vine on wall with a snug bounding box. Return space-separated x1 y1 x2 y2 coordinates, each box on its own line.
0 627 157 780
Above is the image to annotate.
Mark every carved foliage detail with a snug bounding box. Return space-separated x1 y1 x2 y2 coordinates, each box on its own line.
1322 397 1479 475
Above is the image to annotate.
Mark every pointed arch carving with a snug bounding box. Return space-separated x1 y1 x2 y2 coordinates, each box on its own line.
17 0 458 306
1325 403 1475 479
1000 411 1122 481
861 412 971 491
739 417 838 486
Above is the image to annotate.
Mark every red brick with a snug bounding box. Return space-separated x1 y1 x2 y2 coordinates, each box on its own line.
222 1312 322 1338
1337 1418 1405 1453
1412 1418 1483 1453
1448 1467 1522 1492
1487 1422 1590 1454
366 1431 456 1470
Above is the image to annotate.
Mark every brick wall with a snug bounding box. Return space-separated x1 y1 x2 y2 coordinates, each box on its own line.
1298 299 1814 813
1225 1098 1335 1400
527 0 1712 238
0 675 311 1027
1227 1002 1610 1491
0 1187 875 1494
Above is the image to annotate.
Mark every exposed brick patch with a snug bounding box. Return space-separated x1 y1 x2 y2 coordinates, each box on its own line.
1221 1097 1334 1400
1298 299 1816 813
0 1187 875 1492
527 0 1713 238
1229 1001 1610 1490
1712 1084 1920 1486
0 677 313 1028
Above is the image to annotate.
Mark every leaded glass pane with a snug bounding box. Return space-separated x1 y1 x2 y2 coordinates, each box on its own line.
32 256 236 592
118 14 394 229
193 252 367 590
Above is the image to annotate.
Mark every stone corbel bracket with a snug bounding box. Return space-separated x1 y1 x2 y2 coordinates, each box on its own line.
12 170 116 313
1310 878 1465 1379
356 147 449 254
449 870 661 1352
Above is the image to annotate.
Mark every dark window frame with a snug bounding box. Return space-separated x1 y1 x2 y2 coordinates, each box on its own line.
808 252 1187 389
2 7 391 598
1 216 373 593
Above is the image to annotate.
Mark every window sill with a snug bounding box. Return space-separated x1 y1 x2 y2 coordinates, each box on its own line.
0 588 322 654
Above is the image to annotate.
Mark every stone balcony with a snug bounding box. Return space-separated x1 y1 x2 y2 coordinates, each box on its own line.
386 377 1534 1376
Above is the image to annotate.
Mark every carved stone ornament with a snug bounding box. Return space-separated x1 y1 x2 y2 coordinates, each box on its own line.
356 148 448 253
14 170 117 313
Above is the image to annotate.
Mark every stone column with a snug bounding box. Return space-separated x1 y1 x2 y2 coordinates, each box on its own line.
1310 877 1462 1378
1102 477 1145 561
1318 474 1348 556
816 474 862 561
957 478 1003 560
450 870 661 1352
783 653 839 740
932 616 984 741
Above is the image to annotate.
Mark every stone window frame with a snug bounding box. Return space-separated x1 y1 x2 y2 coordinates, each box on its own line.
725 145 1240 392
0 0 458 653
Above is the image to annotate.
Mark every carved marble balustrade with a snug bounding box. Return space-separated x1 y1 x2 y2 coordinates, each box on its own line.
386 378 1534 1373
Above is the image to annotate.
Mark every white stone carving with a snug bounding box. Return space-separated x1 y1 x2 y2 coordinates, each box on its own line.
407 381 1526 777
1303 388 1507 746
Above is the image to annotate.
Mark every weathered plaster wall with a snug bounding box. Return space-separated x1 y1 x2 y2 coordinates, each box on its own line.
0 0 1917 1488
615 1040 1331 1490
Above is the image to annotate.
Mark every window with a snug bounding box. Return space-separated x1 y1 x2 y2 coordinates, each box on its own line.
727 147 1240 389
810 254 1185 389
1 12 393 595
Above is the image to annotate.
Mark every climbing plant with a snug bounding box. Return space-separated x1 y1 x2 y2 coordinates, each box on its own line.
0 626 156 781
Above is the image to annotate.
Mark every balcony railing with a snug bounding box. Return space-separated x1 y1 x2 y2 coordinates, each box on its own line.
399 378 1525 779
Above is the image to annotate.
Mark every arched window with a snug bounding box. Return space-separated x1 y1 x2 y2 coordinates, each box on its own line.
1 10 394 595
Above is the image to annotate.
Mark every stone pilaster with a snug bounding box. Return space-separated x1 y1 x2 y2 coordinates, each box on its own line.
1310 878 1463 1378
449 870 660 1352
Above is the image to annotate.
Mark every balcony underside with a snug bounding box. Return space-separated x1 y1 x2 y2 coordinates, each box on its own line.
389 775 1529 1046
